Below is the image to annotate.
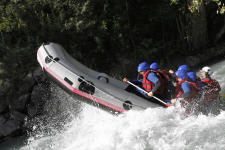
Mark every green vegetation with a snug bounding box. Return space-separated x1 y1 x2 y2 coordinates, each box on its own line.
0 0 225 81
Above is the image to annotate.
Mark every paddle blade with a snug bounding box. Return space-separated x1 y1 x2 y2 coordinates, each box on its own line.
166 103 173 107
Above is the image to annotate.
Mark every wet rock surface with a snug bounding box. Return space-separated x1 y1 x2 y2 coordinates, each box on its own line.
0 69 50 143
185 45 225 67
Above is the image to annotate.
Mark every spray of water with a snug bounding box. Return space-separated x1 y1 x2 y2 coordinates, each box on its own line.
20 104 225 150
19 60 225 150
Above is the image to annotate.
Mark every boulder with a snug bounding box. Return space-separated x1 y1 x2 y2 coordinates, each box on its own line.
17 74 36 95
32 69 47 84
28 81 50 117
9 94 30 111
0 115 6 124
10 111 27 122
0 80 12 96
27 104 38 117
0 97 8 114
0 120 21 137
31 85 47 105
3 113 10 120
186 45 225 67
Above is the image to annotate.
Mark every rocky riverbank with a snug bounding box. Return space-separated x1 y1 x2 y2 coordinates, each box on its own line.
171 43 225 69
0 69 49 143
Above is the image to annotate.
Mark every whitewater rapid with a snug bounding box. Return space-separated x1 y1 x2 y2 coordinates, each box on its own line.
17 60 225 150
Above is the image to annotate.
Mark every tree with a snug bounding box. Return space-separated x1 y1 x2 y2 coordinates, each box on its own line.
171 0 225 52
0 0 225 82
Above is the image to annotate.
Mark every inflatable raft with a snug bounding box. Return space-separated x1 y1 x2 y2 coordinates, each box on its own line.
37 42 163 114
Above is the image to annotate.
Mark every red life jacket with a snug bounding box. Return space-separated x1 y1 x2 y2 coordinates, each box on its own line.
142 70 167 95
201 78 221 101
196 76 201 81
158 70 170 83
158 70 169 87
174 80 200 102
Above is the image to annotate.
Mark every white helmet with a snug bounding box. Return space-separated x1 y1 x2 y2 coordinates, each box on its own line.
201 66 213 75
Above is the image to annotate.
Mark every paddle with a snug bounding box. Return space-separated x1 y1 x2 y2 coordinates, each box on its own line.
126 81 172 107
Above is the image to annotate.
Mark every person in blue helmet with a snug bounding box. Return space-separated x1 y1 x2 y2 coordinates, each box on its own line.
171 70 200 104
169 64 190 76
187 72 205 99
168 64 191 95
150 62 170 82
187 72 204 90
123 62 169 103
150 62 175 99
123 62 149 96
178 64 190 72
150 62 159 71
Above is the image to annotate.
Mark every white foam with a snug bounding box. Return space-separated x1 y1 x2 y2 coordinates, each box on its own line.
20 60 225 150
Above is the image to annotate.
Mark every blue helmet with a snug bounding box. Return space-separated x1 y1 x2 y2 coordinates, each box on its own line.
137 62 149 72
187 72 197 82
175 70 187 80
178 65 190 72
150 62 159 70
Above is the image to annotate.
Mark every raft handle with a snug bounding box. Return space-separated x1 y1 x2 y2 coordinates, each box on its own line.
97 74 109 83
123 101 133 110
54 57 60 62
64 77 73 85
45 55 53 64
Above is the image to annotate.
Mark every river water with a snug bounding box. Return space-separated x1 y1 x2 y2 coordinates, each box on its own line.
1 60 225 150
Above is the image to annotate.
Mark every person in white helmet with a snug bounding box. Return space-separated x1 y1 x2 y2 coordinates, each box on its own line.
200 66 221 101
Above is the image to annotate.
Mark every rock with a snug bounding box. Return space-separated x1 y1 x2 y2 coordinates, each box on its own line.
0 115 6 124
3 113 10 120
185 45 225 67
0 97 8 114
27 82 50 117
0 80 12 96
9 94 30 111
0 120 21 137
31 85 47 105
18 75 36 95
10 111 27 122
27 104 38 117
32 69 47 84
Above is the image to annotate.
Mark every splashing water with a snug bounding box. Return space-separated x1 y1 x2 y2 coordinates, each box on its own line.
209 60 225 93
20 105 225 150
4 60 225 150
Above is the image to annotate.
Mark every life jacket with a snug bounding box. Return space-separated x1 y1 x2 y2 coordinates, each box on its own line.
142 70 167 95
158 70 170 88
196 76 201 81
159 70 170 81
201 78 221 101
174 80 200 102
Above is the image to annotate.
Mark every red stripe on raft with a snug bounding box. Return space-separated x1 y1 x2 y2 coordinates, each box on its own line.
45 67 126 113
72 88 126 112
37 51 126 112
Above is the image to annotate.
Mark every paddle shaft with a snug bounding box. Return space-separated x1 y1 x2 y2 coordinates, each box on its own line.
127 81 168 106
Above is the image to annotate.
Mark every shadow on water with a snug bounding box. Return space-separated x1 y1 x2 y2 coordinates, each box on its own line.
0 136 27 150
